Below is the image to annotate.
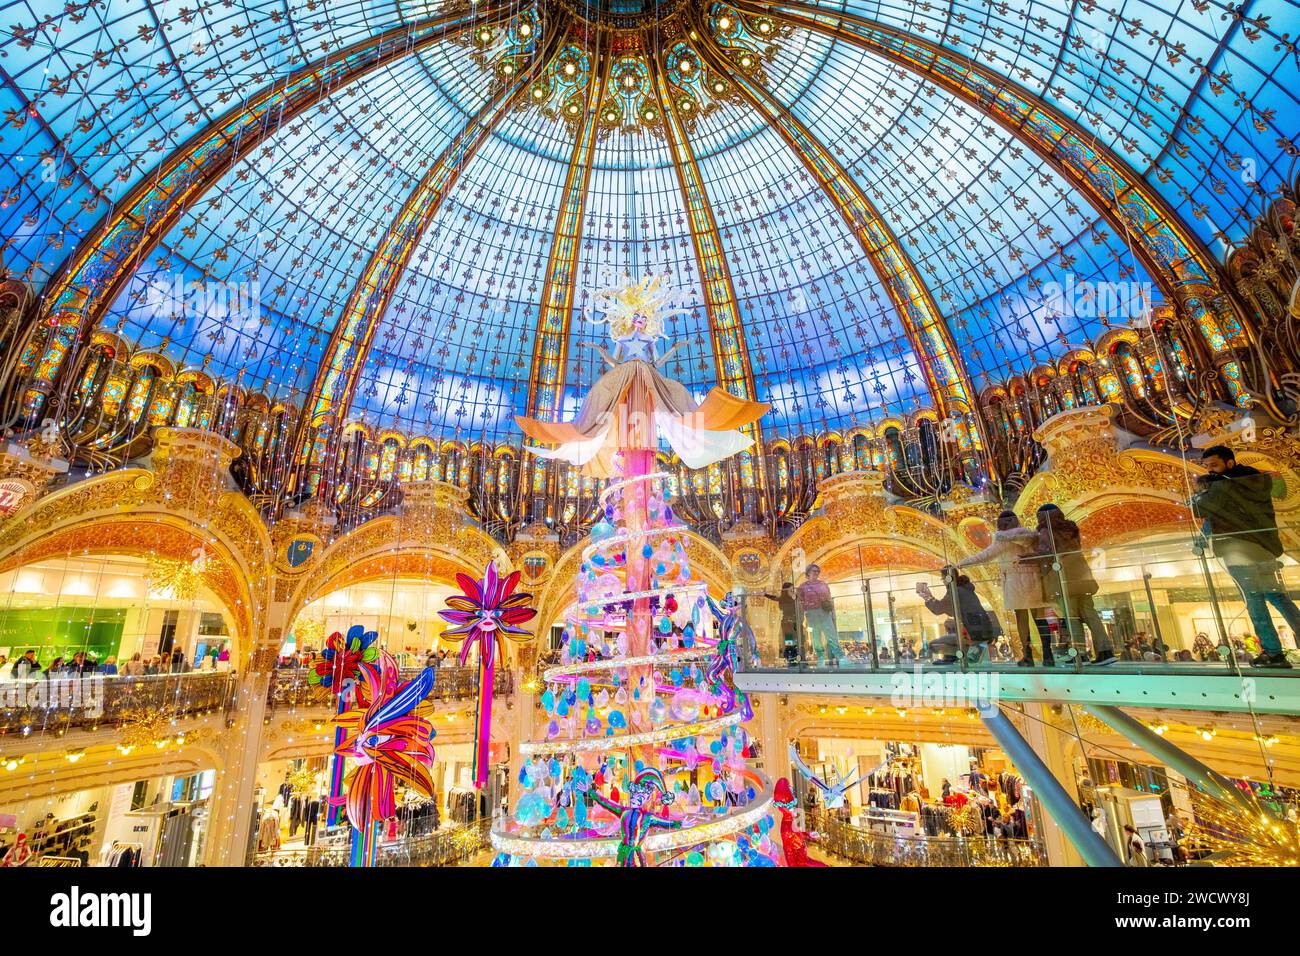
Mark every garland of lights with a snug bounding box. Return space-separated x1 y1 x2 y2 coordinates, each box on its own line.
541 646 716 681
519 710 745 756
491 773 775 859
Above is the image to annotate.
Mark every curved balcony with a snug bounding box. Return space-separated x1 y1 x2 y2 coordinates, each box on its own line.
0 672 236 742
265 664 512 714
809 809 1049 867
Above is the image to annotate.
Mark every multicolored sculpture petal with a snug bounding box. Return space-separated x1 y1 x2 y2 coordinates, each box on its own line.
308 623 379 695
332 652 437 842
437 561 537 789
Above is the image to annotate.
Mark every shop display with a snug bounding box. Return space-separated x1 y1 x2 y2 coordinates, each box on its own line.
0 806 98 867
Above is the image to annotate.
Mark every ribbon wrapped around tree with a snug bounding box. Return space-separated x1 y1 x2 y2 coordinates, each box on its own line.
437 562 537 790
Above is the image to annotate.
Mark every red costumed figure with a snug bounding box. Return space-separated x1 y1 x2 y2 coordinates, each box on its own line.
773 777 826 867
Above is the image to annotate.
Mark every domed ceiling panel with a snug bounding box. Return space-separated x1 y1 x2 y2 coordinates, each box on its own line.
0 0 414 279
97 46 498 402
686 108 928 428
760 26 1162 376
1 0 1296 451
853 0 1299 248
568 143 703 400
348 106 574 438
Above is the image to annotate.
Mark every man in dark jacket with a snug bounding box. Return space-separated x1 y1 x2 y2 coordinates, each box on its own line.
916 568 1002 664
1192 445 1297 668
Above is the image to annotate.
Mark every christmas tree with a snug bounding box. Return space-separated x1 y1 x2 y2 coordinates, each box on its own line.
490 451 779 866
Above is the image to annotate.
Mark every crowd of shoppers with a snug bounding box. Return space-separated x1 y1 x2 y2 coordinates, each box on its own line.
0 645 216 680
760 443 1295 670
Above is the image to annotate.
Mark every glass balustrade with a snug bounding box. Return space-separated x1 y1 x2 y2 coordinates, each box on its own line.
735 520 1300 677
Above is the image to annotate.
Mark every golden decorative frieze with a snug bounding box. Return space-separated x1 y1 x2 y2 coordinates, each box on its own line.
1015 405 1198 527
0 441 68 499
770 470 969 587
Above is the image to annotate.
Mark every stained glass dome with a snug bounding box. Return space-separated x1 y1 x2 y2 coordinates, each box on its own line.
1 0 1296 451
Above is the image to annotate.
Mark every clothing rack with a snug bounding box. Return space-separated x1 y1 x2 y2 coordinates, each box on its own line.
103 842 142 867
446 786 484 824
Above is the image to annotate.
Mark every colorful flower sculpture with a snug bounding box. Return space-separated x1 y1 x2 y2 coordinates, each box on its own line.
438 562 537 789
309 623 379 695
310 624 380 826
332 651 437 832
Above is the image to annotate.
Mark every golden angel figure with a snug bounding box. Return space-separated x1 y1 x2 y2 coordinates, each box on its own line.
516 273 768 475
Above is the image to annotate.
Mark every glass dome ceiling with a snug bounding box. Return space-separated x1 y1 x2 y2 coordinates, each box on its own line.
1 0 1296 445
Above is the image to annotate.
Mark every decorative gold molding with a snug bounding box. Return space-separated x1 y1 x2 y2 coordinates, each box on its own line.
1014 405 1198 530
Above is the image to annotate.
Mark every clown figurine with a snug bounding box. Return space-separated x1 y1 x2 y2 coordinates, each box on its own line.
587 768 681 867
704 592 755 719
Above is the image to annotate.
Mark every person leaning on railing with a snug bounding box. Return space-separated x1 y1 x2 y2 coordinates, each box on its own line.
1192 444 1298 669
1019 504 1117 666
796 564 845 666
956 510 1053 667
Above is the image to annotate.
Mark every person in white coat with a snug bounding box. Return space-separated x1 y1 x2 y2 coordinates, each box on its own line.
958 510 1053 666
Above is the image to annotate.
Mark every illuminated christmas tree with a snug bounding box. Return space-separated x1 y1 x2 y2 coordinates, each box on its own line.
493 274 777 867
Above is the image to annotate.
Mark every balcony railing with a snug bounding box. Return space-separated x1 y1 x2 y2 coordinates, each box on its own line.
266 664 512 711
737 520 1300 677
811 809 1048 867
0 671 237 739
253 818 491 868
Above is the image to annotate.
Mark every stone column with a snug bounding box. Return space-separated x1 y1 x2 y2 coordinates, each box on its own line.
203 665 272 866
1015 703 1089 867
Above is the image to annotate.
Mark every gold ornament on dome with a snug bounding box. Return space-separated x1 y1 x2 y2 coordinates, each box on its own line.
456 1 794 137
146 556 203 601
117 706 180 753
